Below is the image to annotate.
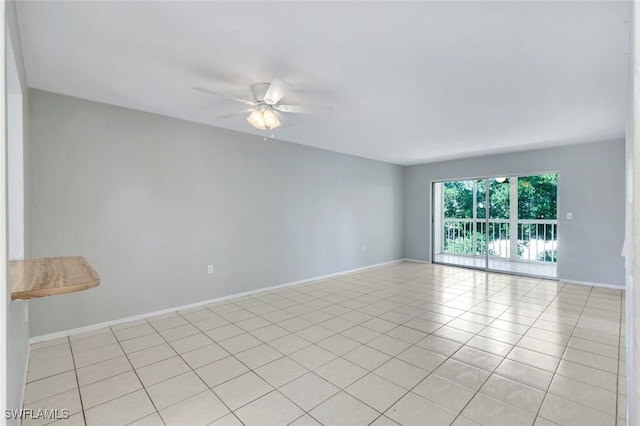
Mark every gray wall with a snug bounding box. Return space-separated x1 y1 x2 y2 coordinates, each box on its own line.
404 139 626 287
28 89 404 337
6 0 31 417
25 89 626 340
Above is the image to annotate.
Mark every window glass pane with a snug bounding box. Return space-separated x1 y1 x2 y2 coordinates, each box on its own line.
518 174 558 220
476 179 485 219
489 178 510 219
444 180 474 219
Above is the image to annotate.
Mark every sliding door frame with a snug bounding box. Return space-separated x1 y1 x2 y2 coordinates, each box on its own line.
430 171 561 279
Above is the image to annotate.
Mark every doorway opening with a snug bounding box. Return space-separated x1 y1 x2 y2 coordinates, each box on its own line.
433 174 558 278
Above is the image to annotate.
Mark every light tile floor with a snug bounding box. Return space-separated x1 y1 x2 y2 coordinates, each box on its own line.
22 262 626 426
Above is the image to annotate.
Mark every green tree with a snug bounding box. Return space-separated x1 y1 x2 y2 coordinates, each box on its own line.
444 178 511 219
442 175 558 258
443 181 474 218
488 179 510 219
444 175 557 222
518 174 557 220
518 174 558 241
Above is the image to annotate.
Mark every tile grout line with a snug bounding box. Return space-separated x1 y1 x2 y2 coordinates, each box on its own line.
196 266 502 424
172 310 326 426
142 315 248 426
101 297 321 422
24 262 624 426
173 301 395 425
66 327 189 424
108 326 167 426
23 269 442 403
366 274 564 423
67 336 88 426
25 284 362 423
144 306 323 425
532 285 594 424
72 272 558 423
360 277 528 424
193 267 476 424
238 268 604 424
286 271 505 423
446 276 569 425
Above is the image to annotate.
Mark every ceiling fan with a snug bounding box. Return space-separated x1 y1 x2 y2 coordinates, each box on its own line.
193 78 333 131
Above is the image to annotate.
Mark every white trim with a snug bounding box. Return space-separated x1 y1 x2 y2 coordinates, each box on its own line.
628 3 639 425
429 170 561 185
30 259 404 343
403 258 432 264
1 1 8 418
560 278 625 290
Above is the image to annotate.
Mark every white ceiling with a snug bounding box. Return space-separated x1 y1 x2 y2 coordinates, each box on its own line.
16 1 630 165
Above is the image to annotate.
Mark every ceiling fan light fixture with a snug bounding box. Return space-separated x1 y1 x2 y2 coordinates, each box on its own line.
246 109 266 130
262 109 281 129
246 108 281 130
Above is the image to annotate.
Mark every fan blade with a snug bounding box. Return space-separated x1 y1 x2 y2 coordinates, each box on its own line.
272 110 293 128
216 109 254 119
276 104 333 114
264 78 291 105
193 87 256 106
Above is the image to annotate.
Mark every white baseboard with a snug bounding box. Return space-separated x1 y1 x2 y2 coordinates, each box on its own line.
30 259 405 344
560 278 625 290
403 258 432 264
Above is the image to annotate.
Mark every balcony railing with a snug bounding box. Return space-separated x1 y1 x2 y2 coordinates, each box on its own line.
443 218 558 263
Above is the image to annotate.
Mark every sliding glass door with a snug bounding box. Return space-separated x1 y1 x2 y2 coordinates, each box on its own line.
434 179 486 269
433 174 558 278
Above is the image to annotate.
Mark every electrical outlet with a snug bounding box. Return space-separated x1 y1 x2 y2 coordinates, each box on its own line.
361 245 366 252
207 265 214 274
566 212 573 220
